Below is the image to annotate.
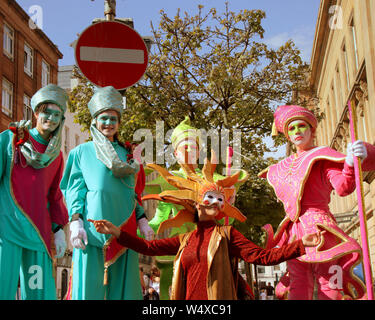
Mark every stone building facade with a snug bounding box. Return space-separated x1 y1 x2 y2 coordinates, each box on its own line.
305 0 375 278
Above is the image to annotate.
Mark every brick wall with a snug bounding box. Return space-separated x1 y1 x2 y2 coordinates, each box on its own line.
0 0 62 132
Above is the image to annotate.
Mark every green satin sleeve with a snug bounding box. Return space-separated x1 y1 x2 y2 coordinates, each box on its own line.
135 200 145 220
0 130 11 181
60 147 88 220
147 201 177 233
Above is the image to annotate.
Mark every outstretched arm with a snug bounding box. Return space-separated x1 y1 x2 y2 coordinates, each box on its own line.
229 228 320 265
89 219 180 256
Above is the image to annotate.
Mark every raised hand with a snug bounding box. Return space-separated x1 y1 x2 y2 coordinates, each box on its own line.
88 219 121 238
69 218 88 250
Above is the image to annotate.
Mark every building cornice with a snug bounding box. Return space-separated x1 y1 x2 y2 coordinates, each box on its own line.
309 0 336 89
5 0 63 59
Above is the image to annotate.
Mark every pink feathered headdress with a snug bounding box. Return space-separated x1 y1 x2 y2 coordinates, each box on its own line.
272 105 317 138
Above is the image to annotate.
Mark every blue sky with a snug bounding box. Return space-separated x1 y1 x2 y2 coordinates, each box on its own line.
17 0 321 66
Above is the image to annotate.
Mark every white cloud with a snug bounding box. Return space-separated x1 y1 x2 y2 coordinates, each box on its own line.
265 25 315 63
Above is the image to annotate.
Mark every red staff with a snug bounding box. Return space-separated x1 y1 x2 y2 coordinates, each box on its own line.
225 146 233 225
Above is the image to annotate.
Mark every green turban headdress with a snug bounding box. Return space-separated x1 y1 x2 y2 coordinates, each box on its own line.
88 86 123 118
31 84 69 114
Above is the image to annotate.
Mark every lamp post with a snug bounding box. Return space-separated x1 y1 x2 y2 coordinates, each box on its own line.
104 0 116 21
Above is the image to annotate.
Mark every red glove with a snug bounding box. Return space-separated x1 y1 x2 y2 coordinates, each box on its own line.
9 126 30 147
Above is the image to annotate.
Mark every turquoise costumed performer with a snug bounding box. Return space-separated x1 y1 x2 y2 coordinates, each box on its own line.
0 84 69 300
145 116 248 299
60 86 154 300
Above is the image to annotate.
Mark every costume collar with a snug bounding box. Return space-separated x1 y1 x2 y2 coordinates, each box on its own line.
196 220 217 230
30 127 49 145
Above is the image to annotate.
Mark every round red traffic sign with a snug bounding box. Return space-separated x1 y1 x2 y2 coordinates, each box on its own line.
75 21 148 90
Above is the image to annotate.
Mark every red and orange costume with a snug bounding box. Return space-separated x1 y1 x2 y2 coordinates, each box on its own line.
113 156 307 300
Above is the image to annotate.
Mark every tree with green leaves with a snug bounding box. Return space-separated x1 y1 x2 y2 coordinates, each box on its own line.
69 3 311 243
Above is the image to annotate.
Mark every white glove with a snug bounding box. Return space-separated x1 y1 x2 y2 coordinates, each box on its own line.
346 140 368 167
138 217 155 241
69 219 88 250
54 229 67 258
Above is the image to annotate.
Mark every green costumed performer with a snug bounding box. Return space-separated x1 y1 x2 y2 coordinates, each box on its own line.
0 84 69 299
145 116 247 299
60 86 154 300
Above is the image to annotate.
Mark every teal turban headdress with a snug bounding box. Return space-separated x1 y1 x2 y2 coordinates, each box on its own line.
10 84 69 169
88 86 124 118
88 86 138 178
31 84 69 114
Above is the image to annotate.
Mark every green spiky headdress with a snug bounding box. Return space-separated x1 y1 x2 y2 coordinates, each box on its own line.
171 116 202 150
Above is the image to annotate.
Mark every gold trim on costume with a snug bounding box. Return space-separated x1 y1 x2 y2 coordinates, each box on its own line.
265 147 346 222
102 200 137 285
9 134 53 260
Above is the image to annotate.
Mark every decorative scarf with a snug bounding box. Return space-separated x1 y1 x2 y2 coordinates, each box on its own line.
90 119 139 177
9 118 64 169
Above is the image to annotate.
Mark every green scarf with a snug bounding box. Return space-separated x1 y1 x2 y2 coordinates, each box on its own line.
9 119 64 169
90 119 139 178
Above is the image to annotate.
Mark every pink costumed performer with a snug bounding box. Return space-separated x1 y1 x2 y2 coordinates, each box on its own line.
259 105 375 300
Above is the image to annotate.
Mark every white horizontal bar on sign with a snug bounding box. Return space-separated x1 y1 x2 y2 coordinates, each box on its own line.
80 46 144 64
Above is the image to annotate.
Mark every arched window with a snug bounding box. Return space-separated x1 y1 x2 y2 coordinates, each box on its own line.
61 269 68 300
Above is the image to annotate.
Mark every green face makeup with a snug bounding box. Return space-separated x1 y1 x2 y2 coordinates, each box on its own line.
288 122 309 137
97 114 119 126
39 107 62 123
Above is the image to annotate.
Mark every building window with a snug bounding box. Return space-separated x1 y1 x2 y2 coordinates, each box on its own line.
61 269 68 300
342 44 350 92
3 23 14 59
335 65 342 110
75 134 80 147
2 78 13 117
64 126 70 155
23 94 33 121
24 43 34 77
257 266 265 274
350 18 359 71
41 60 50 87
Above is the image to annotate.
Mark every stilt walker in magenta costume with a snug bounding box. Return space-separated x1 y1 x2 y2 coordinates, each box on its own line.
259 105 375 300
0 84 69 299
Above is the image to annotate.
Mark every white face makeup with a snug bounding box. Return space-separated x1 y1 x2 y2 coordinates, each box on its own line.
96 110 119 141
174 139 199 164
202 191 225 210
36 104 62 133
287 119 314 151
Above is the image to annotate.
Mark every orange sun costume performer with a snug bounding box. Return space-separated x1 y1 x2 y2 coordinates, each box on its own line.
90 154 315 300
259 105 375 300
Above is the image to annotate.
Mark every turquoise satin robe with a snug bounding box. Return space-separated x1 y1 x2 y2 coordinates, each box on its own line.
60 141 144 300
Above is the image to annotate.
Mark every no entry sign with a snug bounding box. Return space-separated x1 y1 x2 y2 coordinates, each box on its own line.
75 21 149 90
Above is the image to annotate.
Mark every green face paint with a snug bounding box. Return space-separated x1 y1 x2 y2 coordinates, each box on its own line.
97 114 118 126
39 107 62 123
288 122 309 137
